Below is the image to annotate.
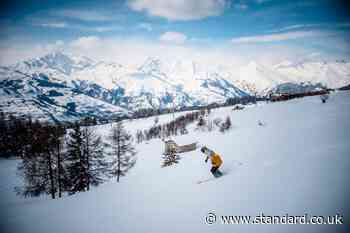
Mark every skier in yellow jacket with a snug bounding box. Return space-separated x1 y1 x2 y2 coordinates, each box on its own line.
201 146 223 177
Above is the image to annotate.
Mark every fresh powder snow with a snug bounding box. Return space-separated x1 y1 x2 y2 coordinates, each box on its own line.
1 91 349 233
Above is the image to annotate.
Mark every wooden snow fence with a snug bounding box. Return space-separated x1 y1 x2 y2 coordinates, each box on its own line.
163 139 197 155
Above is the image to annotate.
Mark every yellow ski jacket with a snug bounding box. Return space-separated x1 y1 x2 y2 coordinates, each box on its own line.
211 153 223 167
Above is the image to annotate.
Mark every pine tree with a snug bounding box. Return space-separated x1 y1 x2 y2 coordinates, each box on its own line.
66 123 87 194
0 111 7 157
109 122 136 182
197 116 206 127
136 130 144 144
52 125 66 198
220 116 232 132
225 116 232 129
179 122 188 135
16 125 62 199
46 130 56 199
81 127 108 190
161 153 180 167
9 115 27 158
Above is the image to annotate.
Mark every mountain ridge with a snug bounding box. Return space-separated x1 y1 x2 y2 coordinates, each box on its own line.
1 51 349 122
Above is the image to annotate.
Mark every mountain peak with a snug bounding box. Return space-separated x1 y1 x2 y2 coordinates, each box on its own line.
44 50 69 59
41 51 74 67
14 51 95 75
43 51 95 66
138 57 163 74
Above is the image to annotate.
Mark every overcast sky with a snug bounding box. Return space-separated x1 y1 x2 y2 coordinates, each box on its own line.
0 0 350 65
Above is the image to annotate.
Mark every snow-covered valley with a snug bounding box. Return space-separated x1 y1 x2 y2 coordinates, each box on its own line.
1 91 349 233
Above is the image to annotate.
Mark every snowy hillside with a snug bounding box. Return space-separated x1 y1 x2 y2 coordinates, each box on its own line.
1 91 349 233
0 66 129 122
1 51 350 121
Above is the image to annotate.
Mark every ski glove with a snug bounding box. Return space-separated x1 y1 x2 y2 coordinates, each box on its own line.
205 157 208 163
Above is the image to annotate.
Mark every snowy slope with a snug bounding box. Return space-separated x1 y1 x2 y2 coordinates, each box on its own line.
1 91 349 233
0 66 129 122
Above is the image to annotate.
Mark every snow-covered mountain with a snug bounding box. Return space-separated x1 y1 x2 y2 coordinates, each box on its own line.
1 51 349 122
273 59 350 89
233 60 350 95
0 53 130 122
